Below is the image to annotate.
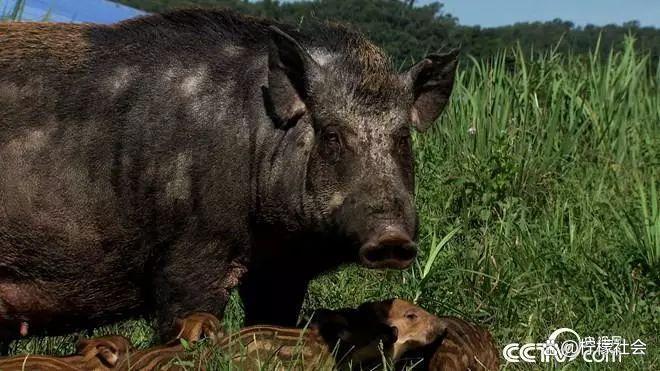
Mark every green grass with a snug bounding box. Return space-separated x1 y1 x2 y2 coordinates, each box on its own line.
1 0 53 22
3 36 658 370
0 0 25 21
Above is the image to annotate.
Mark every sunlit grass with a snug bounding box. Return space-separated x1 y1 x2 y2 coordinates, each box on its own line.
0 0 25 21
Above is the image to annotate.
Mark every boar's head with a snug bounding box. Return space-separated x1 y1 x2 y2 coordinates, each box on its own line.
263 26 458 269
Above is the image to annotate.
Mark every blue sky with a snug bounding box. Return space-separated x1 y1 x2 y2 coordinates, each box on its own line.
2 0 658 27
437 0 660 28
1 0 143 23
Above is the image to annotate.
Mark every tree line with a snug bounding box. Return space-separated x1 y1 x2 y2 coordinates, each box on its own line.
114 0 660 65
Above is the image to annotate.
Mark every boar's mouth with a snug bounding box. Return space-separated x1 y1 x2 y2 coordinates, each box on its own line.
358 230 416 269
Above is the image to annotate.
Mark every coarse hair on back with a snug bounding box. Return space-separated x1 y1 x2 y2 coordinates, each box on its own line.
113 8 402 100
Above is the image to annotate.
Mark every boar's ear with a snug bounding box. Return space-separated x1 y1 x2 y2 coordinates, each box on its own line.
265 26 321 130
405 49 459 132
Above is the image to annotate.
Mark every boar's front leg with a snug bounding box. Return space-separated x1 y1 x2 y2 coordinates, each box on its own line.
239 265 309 327
152 239 246 339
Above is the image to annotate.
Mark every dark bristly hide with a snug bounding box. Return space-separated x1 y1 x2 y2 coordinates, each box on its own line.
0 8 458 340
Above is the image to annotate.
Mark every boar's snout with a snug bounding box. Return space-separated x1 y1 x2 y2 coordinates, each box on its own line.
359 226 416 269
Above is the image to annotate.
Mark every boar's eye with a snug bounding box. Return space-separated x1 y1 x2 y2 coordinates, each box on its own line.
321 127 342 162
405 310 418 321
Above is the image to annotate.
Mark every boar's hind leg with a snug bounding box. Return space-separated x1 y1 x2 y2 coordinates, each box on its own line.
152 239 246 340
239 267 309 327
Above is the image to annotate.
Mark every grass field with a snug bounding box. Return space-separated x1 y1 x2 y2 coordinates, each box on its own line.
1 5 658 368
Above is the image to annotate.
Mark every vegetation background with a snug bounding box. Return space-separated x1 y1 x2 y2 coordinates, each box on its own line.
113 0 660 66
1 0 658 369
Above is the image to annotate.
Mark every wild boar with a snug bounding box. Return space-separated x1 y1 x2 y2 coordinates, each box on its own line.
362 299 499 371
210 320 396 371
115 312 221 370
0 335 132 370
121 312 395 370
0 9 458 339
119 343 190 371
422 316 499 371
